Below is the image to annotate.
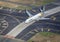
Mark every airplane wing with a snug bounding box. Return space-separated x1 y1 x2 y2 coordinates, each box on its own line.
26 10 33 17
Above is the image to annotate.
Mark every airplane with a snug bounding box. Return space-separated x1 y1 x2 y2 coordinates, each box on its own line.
25 6 50 24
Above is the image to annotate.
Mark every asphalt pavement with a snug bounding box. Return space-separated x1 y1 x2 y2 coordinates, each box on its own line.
0 3 60 41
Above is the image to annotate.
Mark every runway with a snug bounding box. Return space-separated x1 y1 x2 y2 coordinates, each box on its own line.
5 6 60 40
6 21 35 37
0 3 60 41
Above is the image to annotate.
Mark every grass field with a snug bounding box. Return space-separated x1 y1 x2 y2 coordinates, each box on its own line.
0 0 54 10
28 32 60 42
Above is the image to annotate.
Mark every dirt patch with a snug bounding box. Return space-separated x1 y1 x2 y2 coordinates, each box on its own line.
9 0 35 4
28 32 60 42
0 0 54 10
0 1 18 8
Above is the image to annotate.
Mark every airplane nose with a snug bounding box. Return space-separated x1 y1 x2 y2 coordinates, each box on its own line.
25 20 29 24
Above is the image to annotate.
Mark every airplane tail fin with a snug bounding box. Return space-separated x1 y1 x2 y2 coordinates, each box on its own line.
40 6 45 14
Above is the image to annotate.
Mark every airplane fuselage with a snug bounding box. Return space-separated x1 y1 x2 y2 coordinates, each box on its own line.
25 13 42 23
25 12 50 23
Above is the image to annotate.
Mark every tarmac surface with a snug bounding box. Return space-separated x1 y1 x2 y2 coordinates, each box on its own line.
5 6 60 39
0 3 60 41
